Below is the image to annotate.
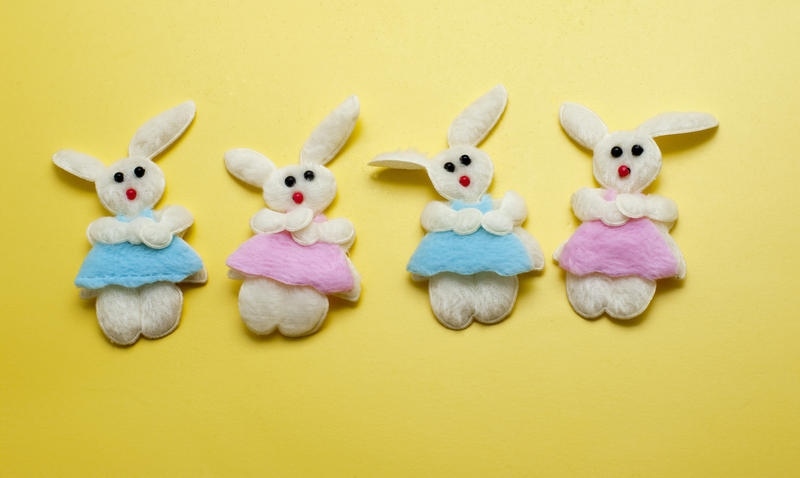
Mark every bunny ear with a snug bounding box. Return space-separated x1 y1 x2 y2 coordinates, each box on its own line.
300 95 359 166
128 101 196 160
447 84 507 147
368 150 429 170
637 112 718 138
53 149 106 182
224 148 276 188
559 103 609 150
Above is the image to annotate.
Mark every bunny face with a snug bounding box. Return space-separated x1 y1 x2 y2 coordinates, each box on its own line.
53 101 196 218
559 103 718 194
224 95 360 217
369 85 508 203
592 132 660 194
96 157 165 217
428 146 493 202
263 164 337 214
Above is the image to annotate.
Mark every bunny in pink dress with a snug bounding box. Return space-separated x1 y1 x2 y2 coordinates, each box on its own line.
554 103 717 319
224 96 361 337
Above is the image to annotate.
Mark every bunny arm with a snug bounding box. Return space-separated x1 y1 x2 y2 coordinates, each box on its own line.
420 201 482 235
250 207 313 235
291 218 355 249
86 217 138 245
571 187 627 226
484 191 527 235
138 205 194 249
615 194 678 225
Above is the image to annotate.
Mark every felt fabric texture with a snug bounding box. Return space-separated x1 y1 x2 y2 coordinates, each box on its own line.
96 282 183 345
237 277 329 337
224 148 275 188
226 215 354 295
636 112 719 138
52 150 106 181
299 95 359 166
429 272 518 330
447 85 507 147
566 272 656 320
128 101 196 160
75 210 204 289
558 190 678 280
407 195 533 277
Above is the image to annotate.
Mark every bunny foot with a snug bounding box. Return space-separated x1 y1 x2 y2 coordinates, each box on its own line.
238 278 329 337
96 286 142 345
566 273 609 319
472 272 518 324
140 282 183 339
606 276 656 319
429 272 517 329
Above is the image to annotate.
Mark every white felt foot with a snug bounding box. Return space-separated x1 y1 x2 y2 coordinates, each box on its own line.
566 273 656 320
238 278 329 337
429 272 518 329
606 276 656 319
96 286 141 345
139 282 183 339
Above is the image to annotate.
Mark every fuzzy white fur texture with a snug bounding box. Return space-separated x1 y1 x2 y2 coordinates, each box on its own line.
556 103 717 320
53 101 206 345
225 95 362 337
369 85 543 330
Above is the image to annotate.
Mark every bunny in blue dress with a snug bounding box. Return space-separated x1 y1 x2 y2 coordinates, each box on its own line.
54 101 206 345
370 85 544 329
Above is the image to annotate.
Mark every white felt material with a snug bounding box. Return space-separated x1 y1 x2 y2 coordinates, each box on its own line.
566 272 656 320
238 277 329 337
558 102 718 319
559 103 609 149
368 150 429 170
637 112 719 138
129 101 196 160
571 187 627 226
429 272 518 329
53 150 105 182
224 148 276 187
226 96 362 337
300 95 359 166
85 205 194 249
96 282 183 345
369 86 542 330
447 85 507 147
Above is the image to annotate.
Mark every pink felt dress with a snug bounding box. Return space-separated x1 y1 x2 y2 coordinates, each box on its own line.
557 190 678 280
226 215 354 294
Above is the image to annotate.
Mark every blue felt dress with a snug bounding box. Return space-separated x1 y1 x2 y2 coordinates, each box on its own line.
74 210 204 290
406 195 533 277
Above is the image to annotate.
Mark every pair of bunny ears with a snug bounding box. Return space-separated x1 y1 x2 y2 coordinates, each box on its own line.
225 96 360 187
53 101 197 182
369 85 508 170
559 103 719 150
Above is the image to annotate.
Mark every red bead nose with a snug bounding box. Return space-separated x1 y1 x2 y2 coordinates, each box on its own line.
292 192 304 204
618 165 631 178
459 176 471 187
126 188 137 200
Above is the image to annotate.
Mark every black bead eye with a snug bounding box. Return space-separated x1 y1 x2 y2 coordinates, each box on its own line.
444 162 456 173
303 170 315 181
460 155 471 166
631 144 644 156
284 176 296 187
611 146 623 158
134 166 145 178
113 172 124 183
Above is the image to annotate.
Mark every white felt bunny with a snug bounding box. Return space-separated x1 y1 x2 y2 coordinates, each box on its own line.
53 101 207 345
225 96 361 337
554 103 718 319
369 85 544 330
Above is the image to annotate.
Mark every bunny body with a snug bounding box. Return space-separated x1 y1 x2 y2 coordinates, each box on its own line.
370 86 544 329
225 96 361 337
555 103 717 319
53 102 206 344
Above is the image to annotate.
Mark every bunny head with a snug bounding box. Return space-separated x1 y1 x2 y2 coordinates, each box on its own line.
369 85 507 203
559 103 718 194
225 96 359 215
53 101 196 218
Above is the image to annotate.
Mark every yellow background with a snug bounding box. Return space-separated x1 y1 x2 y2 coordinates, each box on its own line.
2 0 799 476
